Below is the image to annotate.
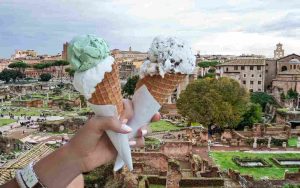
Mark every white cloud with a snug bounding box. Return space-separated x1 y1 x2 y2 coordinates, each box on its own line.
193 31 300 57
0 0 299 57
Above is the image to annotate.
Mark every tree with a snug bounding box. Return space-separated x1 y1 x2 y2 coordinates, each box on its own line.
237 103 262 130
8 61 30 74
0 69 24 83
198 73 216 79
250 92 276 111
65 67 75 79
39 73 52 82
122 75 139 98
286 88 298 100
177 77 249 130
198 61 219 68
33 62 53 74
52 60 70 82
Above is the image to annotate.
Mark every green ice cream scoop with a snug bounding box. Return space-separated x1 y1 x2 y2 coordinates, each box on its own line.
67 34 110 72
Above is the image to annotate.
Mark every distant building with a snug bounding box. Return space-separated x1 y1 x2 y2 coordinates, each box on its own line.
217 58 266 92
9 49 66 79
111 47 147 82
0 60 10 71
111 47 147 62
62 42 69 61
11 50 37 60
272 54 300 100
119 60 138 81
199 54 236 63
274 43 284 59
265 58 277 91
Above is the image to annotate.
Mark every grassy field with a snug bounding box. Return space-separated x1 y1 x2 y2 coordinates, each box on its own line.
288 137 297 147
149 120 181 132
211 151 300 180
0 119 16 127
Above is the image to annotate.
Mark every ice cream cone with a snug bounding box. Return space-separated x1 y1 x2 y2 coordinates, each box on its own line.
135 73 186 105
88 62 123 115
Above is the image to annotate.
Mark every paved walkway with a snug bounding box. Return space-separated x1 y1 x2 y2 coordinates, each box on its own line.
0 116 64 133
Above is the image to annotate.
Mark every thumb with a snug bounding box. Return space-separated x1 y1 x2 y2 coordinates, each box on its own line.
92 116 132 134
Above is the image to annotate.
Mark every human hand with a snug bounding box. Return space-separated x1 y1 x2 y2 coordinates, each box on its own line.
66 99 160 173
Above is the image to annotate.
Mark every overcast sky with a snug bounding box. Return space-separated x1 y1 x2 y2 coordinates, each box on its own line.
0 0 299 58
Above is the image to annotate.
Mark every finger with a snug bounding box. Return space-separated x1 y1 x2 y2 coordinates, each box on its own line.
136 126 152 138
129 137 145 148
119 99 134 122
90 116 132 134
151 113 161 122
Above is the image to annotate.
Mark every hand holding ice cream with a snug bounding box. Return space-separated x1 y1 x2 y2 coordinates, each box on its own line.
68 34 131 171
67 34 195 172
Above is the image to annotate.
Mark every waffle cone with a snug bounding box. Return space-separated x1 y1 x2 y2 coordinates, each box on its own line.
135 74 186 105
88 62 123 115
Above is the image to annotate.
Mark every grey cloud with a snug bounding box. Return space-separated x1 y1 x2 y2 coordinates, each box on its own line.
262 12 300 32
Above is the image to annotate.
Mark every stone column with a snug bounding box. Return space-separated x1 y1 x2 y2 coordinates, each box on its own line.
80 99 82 110
166 159 182 188
267 137 272 149
297 137 300 148
207 139 211 152
253 137 257 149
282 142 287 148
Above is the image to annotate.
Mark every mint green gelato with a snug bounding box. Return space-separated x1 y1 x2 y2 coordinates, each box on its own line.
67 34 110 72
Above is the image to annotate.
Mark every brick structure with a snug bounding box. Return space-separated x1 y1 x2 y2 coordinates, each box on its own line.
132 152 168 175
11 99 43 108
161 141 192 160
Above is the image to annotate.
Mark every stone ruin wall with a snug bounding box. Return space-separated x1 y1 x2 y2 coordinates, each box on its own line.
0 136 22 154
132 152 168 175
161 141 192 160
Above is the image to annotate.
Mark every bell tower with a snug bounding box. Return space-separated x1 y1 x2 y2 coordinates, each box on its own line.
274 43 284 59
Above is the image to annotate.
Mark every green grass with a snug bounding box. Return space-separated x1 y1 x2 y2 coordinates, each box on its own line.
149 120 181 132
211 151 300 180
149 185 165 188
0 119 16 126
145 137 161 148
288 137 297 147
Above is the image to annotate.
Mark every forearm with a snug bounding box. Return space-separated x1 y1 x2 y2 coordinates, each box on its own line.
0 179 19 188
1 144 81 188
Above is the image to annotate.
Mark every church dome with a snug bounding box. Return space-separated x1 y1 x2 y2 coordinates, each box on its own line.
289 58 300 64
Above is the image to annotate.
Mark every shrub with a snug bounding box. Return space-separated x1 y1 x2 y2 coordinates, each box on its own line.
39 73 52 82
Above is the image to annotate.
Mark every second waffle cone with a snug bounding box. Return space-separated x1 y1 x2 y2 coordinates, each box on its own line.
135 74 186 105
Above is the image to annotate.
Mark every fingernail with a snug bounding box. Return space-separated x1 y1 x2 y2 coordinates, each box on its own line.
129 140 136 146
121 124 132 132
141 129 148 136
122 119 128 124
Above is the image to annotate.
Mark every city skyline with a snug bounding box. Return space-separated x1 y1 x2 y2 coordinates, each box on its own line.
0 0 300 58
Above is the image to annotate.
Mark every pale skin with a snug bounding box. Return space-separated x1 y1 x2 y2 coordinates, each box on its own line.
1 99 160 188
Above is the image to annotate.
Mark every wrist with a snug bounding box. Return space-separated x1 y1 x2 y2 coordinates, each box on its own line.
33 145 81 187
